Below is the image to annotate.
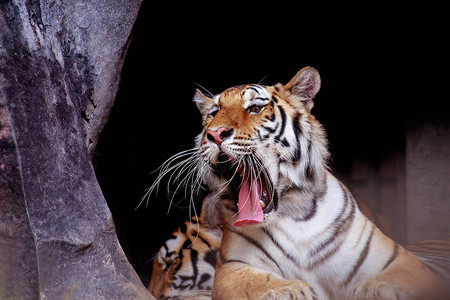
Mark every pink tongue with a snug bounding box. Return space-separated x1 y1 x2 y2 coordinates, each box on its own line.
234 174 264 226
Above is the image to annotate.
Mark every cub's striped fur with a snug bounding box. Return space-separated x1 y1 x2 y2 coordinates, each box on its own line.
150 67 448 299
148 200 222 299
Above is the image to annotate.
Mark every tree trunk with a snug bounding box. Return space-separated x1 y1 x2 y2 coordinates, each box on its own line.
0 1 153 298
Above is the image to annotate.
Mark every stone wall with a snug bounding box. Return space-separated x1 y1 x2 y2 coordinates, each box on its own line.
346 117 450 245
406 119 450 244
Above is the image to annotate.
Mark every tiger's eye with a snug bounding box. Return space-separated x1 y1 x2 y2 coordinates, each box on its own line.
210 110 218 118
248 105 263 114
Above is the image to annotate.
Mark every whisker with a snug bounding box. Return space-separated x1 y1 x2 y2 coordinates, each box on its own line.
193 82 215 98
257 74 270 85
216 157 242 195
137 147 201 209
252 153 276 208
167 155 203 211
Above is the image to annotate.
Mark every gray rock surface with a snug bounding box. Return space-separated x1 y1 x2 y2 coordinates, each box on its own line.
0 0 154 298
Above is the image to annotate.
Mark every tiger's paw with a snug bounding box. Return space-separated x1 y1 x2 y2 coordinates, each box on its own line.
354 278 400 300
260 280 317 300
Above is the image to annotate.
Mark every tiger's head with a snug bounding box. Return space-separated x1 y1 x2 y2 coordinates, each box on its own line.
193 67 329 226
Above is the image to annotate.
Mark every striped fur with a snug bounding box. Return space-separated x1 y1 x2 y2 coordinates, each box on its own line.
151 67 448 299
148 209 222 299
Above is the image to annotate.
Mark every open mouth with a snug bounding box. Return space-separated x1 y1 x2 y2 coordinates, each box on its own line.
211 153 277 226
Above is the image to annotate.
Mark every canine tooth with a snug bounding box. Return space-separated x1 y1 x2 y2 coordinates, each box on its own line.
259 200 266 209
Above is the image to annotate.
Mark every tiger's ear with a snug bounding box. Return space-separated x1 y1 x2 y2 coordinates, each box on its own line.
193 89 213 116
284 67 321 112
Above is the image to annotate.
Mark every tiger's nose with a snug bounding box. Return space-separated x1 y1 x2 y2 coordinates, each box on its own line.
206 127 234 146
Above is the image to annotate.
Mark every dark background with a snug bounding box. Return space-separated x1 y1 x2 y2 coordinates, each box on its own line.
94 2 447 284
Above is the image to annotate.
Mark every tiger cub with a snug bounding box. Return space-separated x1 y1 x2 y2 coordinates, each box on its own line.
148 195 222 299
190 67 447 299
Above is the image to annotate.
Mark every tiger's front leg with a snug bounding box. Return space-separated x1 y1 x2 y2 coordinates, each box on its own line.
212 258 317 300
353 245 448 300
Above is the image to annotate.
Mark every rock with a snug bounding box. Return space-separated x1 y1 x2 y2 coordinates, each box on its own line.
0 1 154 298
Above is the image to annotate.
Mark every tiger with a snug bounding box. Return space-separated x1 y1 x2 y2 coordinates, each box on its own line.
148 195 222 299
148 67 448 299
146 197 398 299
